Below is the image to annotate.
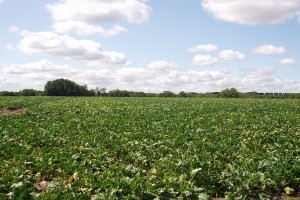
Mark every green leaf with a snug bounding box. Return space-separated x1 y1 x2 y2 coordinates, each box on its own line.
284 187 294 195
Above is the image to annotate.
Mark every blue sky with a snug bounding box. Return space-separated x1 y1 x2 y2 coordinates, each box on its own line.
1 0 300 93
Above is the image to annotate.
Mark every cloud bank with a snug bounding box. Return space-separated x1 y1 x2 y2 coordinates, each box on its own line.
279 58 296 65
192 55 219 66
219 50 245 60
47 0 151 36
15 30 128 66
187 44 218 53
202 0 300 25
253 45 286 55
3 59 299 93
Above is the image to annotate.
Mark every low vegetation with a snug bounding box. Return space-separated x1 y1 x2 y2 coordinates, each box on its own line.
0 97 299 199
1 78 300 99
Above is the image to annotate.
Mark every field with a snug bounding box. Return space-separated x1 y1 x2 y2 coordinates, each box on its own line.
0 97 299 199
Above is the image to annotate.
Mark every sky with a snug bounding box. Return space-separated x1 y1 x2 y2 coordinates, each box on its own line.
0 0 300 93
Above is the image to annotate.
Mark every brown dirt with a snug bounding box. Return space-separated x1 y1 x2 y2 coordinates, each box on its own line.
0 108 27 116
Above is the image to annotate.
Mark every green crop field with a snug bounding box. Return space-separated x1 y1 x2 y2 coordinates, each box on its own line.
0 97 299 199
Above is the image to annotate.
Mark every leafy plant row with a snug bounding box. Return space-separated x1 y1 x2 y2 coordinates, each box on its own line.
0 97 299 199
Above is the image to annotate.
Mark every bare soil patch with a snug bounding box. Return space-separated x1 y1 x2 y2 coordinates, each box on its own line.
0 108 27 116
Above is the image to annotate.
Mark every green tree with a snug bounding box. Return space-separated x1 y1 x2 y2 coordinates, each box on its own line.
44 78 89 96
0 91 18 96
178 91 187 97
20 89 43 96
219 88 240 98
159 91 176 97
96 87 107 96
108 89 130 97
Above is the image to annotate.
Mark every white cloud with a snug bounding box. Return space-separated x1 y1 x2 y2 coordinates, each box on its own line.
192 55 219 66
219 50 245 60
3 59 78 75
52 20 127 37
0 77 20 91
241 66 276 78
239 67 300 92
47 0 151 24
87 51 129 67
16 30 128 66
8 26 30 36
81 67 230 93
47 0 151 35
187 44 218 53
253 44 286 55
0 77 6 84
147 60 178 71
279 58 296 65
2 60 300 93
2 60 81 89
79 65 300 93
202 0 300 25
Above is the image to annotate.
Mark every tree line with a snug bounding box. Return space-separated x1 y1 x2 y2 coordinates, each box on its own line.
1 78 300 99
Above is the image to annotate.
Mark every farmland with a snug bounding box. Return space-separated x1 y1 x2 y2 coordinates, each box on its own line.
0 97 299 199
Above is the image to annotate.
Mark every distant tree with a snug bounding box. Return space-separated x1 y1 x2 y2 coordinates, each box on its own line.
44 78 89 96
205 92 219 98
218 88 240 98
0 91 18 96
178 91 187 97
159 91 176 97
89 89 96 96
108 89 130 97
20 89 42 96
129 91 147 97
96 87 107 96
288 93 300 99
145 93 157 97
79 84 90 96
